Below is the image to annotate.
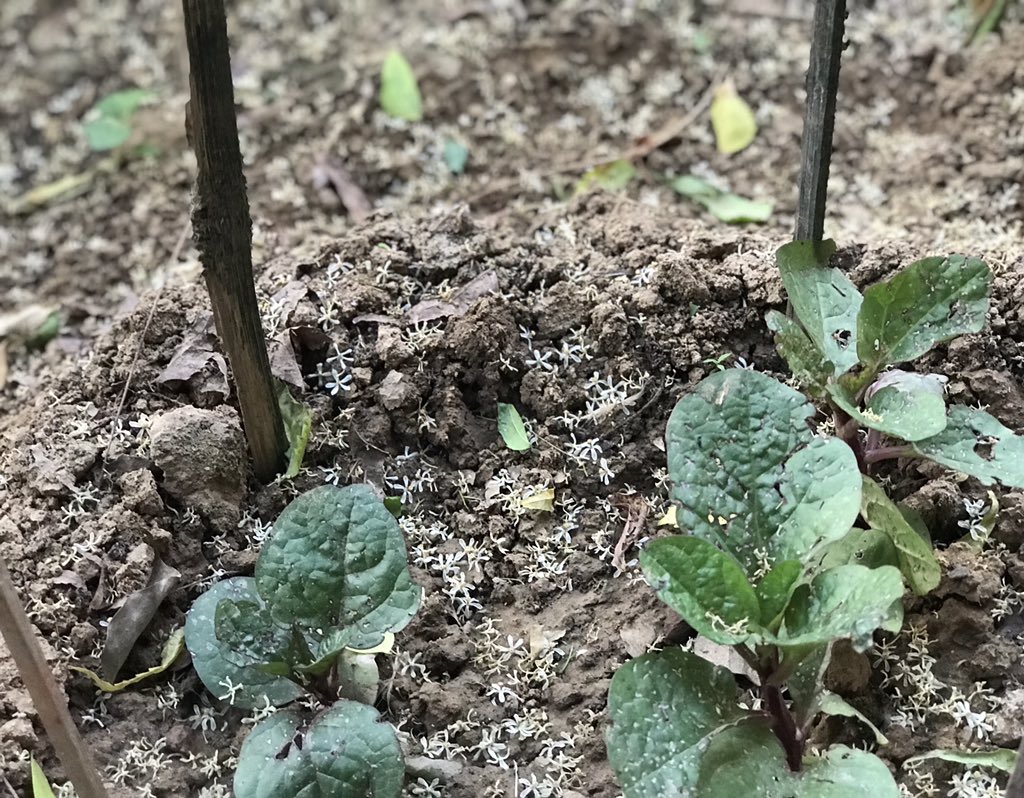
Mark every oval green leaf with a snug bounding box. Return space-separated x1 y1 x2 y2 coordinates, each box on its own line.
860 476 940 595
379 51 423 122
911 405 1024 488
497 402 531 451
256 485 422 648
184 577 304 709
234 702 404 798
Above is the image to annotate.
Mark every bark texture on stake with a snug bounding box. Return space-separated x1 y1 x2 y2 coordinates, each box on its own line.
181 0 286 481
0 558 109 798
795 0 847 242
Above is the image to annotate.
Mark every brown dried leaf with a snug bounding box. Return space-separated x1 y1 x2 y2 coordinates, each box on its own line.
100 556 180 681
157 323 230 402
269 334 304 389
312 156 372 222
406 270 498 324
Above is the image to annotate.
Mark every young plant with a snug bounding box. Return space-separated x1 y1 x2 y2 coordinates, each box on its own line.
768 240 1024 488
606 242 1024 795
185 484 421 798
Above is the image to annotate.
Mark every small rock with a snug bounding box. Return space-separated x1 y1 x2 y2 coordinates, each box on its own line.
378 370 416 411
149 406 247 533
0 717 36 748
116 469 164 516
935 542 1003 604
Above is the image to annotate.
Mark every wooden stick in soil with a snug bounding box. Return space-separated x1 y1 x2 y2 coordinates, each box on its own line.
0 557 109 798
794 0 847 242
181 0 286 482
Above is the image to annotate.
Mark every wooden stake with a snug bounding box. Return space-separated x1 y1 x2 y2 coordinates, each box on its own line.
0 558 108 798
794 0 847 242
181 0 286 482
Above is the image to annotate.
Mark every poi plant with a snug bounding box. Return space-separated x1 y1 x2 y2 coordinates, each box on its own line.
606 242 1024 796
185 484 421 798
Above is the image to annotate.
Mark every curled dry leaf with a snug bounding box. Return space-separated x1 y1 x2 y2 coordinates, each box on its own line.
407 270 498 324
99 556 181 682
311 156 371 222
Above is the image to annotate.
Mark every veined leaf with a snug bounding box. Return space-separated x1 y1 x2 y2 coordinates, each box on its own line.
497 403 531 451
911 404 1024 487
857 255 990 372
277 383 312 479
765 310 831 396
860 476 940 595
827 374 947 443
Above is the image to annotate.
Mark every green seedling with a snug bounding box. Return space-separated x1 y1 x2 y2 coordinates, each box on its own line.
82 88 155 152
607 240 1023 795
607 368 907 795
185 484 421 798
769 240 1024 489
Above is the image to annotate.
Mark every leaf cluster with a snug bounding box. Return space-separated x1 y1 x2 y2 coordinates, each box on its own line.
607 240 1022 796
185 484 421 798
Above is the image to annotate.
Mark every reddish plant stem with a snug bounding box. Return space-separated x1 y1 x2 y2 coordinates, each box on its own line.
762 683 804 772
863 445 915 465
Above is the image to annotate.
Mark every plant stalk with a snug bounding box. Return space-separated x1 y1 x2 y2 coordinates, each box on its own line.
0 557 109 798
863 445 915 464
762 683 804 772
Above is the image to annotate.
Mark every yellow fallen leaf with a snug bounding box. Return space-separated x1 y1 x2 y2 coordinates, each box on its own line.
710 81 758 155
8 170 96 214
657 506 678 527
71 628 184 693
521 488 555 512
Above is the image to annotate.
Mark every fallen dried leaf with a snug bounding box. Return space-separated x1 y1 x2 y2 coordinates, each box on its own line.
312 156 371 222
407 270 499 324
99 556 180 681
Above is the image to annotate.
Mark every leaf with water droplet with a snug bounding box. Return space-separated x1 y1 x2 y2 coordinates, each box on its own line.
828 373 947 442
256 485 421 649
666 369 861 577
910 404 1024 488
860 476 940 595
184 577 303 709
234 702 404 798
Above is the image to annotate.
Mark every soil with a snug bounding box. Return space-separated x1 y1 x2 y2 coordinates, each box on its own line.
1 1 1023 797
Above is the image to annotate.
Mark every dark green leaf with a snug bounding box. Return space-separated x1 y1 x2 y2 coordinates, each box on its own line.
379 51 423 121
765 310 831 396
277 384 312 480
606 648 748 797
857 255 990 372
295 628 354 676
696 723 900 797
497 403 531 451
860 477 940 595
755 560 802 629
818 692 888 745
911 405 1024 487
234 703 404 798
776 564 904 652
827 376 947 443
443 139 469 174
670 174 772 223
666 369 861 576
640 536 762 645
256 485 421 648
184 577 304 709
777 240 862 376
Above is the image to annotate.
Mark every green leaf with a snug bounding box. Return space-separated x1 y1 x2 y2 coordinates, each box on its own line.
911 405 1024 487
904 747 1018 773
606 649 748 797
776 564 904 652
640 536 762 645
71 627 184 693
497 403 531 451
294 627 354 676
828 379 947 443
696 723 900 797
755 559 802 629
788 644 831 726
777 239 862 377
234 703 404 798
256 485 422 648
857 255 991 372
94 88 153 118
443 139 469 174
379 51 423 122
575 160 636 194
184 577 304 709
860 477 940 595
31 760 56 798
337 650 380 704
277 383 312 479
818 691 888 745
666 369 861 576
815 527 900 573
670 174 772 223
765 310 831 396
83 117 132 151
710 82 757 154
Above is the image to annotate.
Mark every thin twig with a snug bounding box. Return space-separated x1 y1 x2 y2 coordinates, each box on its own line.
0 558 109 798
104 216 191 458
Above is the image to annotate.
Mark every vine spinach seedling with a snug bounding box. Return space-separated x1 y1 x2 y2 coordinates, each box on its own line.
185 484 421 798
607 368 909 795
768 240 1024 488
